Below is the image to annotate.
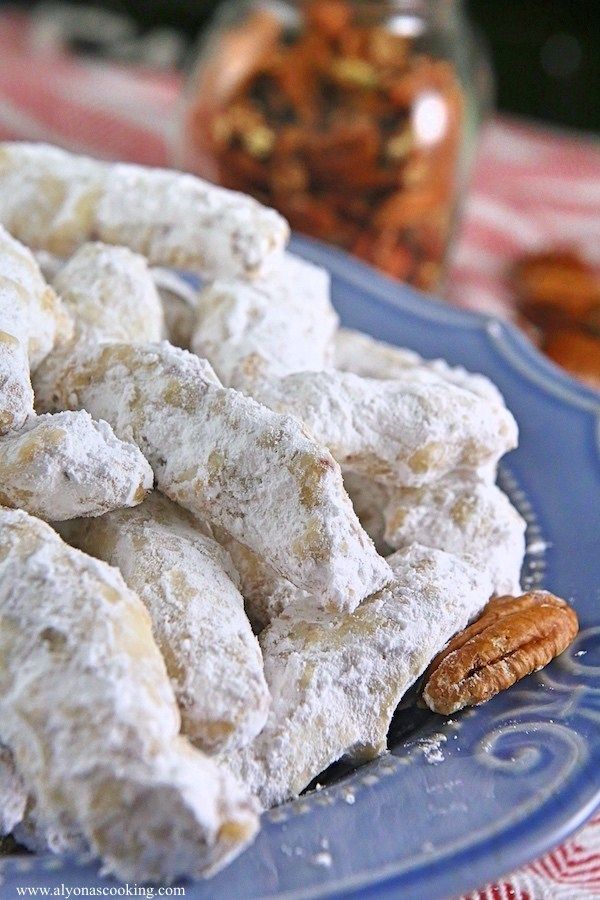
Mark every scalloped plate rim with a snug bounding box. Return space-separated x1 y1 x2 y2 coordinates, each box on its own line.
292 234 600 413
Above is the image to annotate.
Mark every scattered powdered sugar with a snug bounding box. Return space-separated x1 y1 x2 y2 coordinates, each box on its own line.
445 718 462 731
526 539 549 555
280 843 305 859
282 837 333 869
417 734 448 765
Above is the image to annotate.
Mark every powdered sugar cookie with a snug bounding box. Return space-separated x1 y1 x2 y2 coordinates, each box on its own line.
0 142 288 278
0 410 152 520
192 252 338 387
384 473 526 596
0 508 258 883
0 225 71 433
59 492 270 753
247 369 518 488
229 544 492 808
34 341 392 611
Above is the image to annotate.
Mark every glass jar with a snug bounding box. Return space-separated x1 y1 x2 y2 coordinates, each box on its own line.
180 0 490 291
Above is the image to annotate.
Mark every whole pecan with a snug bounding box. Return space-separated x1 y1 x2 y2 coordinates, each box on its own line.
512 250 600 320
509 248 600 388
544 328 600 390
422 591 579 716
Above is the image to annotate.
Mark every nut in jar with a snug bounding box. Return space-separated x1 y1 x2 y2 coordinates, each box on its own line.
183 0 486 291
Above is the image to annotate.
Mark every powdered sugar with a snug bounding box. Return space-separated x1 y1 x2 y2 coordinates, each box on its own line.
0 508 259 883
35 341 392 611
417 734 448 765
247 369 518 489
0 410 153 520
228 545 492 808
0 143 289 277
59 492 270 754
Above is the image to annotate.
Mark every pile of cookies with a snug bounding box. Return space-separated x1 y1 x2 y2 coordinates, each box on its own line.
0 143 576 884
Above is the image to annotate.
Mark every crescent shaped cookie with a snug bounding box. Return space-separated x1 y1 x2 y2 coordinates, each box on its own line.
0 410 153 520
0 508 259 882
191 252 338 387
0 142 289 278
383 473 526 596
0 224 71 433
59 492 271 753
52 242 164 345
34 341 392 611
246 369 518 488
229 544 493 808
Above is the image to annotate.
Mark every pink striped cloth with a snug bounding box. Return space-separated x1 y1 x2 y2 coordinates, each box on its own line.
0 11 177 165
447 118 600 321
464 814 600 900
0 10 599 897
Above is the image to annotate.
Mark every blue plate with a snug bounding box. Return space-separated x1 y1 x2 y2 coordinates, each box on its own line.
3 237 600 899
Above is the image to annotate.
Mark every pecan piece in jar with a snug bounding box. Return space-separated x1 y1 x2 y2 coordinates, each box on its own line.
422 591 579 715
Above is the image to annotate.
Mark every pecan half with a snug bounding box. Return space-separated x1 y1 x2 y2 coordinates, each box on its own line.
422 591 579 716
543 328 600 390
512 249 600 322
